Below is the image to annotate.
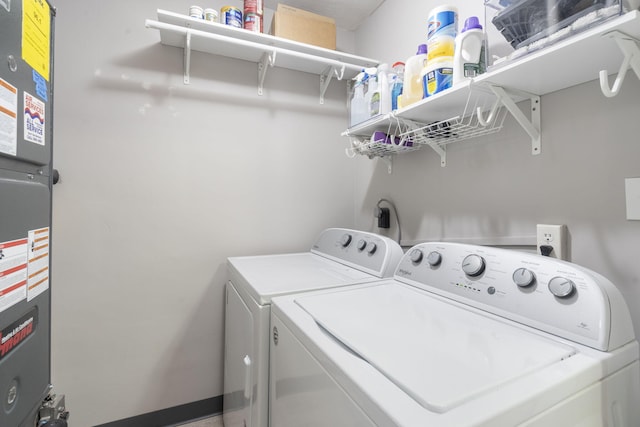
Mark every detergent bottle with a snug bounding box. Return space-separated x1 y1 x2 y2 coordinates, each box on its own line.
369 63 391 117
390 62 405 111
400 44 427 107
452 16 486 85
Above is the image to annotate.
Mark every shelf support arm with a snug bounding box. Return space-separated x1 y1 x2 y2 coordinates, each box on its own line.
599 30 640 98
183 30 192 84
319 65 345 104
258 51 276 96
485 85 541 155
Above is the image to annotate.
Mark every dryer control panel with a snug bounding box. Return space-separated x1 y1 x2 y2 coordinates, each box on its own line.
311 228 403 278
394 242 635 352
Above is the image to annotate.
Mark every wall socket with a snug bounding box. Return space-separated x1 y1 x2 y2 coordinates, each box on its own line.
536 224 567 260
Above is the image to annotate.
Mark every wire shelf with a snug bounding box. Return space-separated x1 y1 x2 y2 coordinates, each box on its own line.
346 118 422 159
398 88 509 149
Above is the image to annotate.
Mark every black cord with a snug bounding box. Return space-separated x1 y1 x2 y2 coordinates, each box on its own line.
377 198 401 245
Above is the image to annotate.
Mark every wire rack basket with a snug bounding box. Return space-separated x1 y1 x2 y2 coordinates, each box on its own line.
397 87 509 150
346 118 422 159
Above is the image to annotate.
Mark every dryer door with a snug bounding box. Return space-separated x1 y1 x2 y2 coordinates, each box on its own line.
223 281 254 427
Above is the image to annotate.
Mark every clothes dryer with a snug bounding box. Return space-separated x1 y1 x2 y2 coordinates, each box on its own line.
270 242 640 426
222 228 403 427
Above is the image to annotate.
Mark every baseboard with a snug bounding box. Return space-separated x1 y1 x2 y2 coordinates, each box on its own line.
94 396 222 427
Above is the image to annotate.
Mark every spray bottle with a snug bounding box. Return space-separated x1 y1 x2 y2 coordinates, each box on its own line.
350 71 367 126
390 62 405 111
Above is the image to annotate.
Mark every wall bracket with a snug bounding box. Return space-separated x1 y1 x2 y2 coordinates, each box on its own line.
183 30 192 84
320 64 345 104
599 30 640 98
478 84 541 155
258 51 276 96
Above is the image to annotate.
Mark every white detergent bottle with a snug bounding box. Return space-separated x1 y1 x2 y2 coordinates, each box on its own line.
401 44 428 108
350 72 367 126
453 16 486 85
363 67 378 119
370 63 391 117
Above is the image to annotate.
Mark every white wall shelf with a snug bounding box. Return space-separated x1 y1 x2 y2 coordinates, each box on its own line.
145 10 379 103
343 10 640 168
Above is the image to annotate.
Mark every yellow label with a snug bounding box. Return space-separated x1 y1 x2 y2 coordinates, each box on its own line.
22 0 51 81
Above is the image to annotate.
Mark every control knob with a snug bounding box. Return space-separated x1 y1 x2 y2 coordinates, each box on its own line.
426 251 442 266
340 233 352 247
548 277 575 298
366 242 377 254
462 254 485 277
357 239 367 251
409 249 423 263
513 268 535 287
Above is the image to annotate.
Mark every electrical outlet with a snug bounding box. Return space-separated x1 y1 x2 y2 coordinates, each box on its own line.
536 224 567 260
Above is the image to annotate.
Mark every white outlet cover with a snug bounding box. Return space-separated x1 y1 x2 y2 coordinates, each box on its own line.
625 177 640 221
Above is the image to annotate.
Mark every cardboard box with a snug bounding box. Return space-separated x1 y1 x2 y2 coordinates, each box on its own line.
270 4 336 50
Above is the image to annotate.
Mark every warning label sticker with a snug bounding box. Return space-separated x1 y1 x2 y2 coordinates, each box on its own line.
0 78 18 156
24 91 45 145
0 238 28 313
27 227 49 301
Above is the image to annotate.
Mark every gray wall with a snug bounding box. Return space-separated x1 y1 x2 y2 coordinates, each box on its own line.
51 1 356 425
354 0 640 346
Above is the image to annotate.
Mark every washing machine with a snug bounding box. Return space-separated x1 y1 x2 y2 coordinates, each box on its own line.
222 228 404 427
270 242 640 426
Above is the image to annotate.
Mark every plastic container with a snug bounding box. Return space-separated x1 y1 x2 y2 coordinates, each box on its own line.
189 5 203 19
361 67 377 120
422 56 454 97
244 12 263 32
370 64 392 117
453 16 486 85
350 72 368 127
427 5 458 62
399 44 427 108
204 8 219 22
390 62 404 111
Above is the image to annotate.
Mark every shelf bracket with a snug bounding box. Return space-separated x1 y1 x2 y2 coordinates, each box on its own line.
183 30 192 84
319 64 346 104
380 156 393 174
599 30 640 98
480 85 541 155
258 51 276 96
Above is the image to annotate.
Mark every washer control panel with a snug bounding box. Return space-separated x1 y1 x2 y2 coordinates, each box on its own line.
311 228 404 279
394 242 635 351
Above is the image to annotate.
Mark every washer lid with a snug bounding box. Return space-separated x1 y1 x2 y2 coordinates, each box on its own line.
228 253 376 304
295 283 577 413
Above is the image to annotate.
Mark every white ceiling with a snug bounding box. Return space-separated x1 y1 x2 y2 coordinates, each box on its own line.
264 0 387 31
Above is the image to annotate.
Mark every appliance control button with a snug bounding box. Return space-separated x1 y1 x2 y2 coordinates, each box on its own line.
357 239 367 251
409 249 423 263
548 277 575 298
426 251 442 266
340 233 352 247
366 242 377 254
462 254 485 277
488 286 496 295
513 268 536 287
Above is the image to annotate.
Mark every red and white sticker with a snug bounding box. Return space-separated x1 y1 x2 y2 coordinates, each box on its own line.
24 91 45 145
0 238 28 313
0 78 18 156
27 227 49 301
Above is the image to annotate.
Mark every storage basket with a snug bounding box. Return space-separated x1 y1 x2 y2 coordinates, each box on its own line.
492 0 616 49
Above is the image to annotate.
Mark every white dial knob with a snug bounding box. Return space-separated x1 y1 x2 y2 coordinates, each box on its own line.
366 242 377 254
513 268 535 287
548 277 575 298
340 233 352 247
426 251 442 266
462 254 485 277
409 249 423 263
357 239 367 251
